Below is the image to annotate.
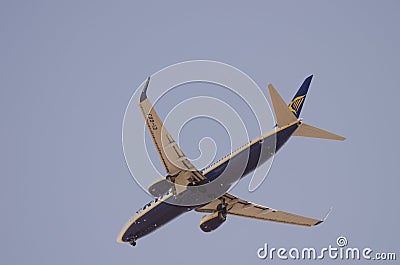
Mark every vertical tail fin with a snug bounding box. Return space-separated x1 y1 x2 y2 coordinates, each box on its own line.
267 75 313 127
268 84 297 127
288 75 313 118
268 75 345 141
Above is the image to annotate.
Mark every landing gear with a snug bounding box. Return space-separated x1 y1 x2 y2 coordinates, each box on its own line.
129 238 136 247
217 197 228 221
217 211 227 221
166 174 177 183
187 181 198 187
166 175 178 195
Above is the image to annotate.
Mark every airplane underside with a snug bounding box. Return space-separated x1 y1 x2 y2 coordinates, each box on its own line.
121 122 300 245
118 75 344 247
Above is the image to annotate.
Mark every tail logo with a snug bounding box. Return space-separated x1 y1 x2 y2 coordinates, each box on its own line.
288 95 306 115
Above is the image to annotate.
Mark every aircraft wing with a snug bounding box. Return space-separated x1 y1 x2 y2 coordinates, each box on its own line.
196 193 326 226
139 78 206 192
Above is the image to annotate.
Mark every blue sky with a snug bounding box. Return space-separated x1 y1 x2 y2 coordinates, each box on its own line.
1 1 399 264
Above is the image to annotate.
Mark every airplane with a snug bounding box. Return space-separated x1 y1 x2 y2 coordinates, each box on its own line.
117 75 345 246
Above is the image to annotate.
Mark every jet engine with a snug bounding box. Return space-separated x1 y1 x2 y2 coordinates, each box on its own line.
199 212 227 232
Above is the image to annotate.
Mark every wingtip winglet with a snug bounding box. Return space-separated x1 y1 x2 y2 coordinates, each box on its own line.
314 207 333 226
323 207 333 221
140 76 151 102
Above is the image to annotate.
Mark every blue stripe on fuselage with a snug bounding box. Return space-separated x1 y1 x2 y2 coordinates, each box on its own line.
203 122 298 182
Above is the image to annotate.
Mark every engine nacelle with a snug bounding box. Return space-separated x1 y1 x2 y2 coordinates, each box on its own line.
199 212 226 232
148 178 173 197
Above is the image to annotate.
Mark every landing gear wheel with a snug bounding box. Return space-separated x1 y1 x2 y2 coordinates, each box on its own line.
166 175 176 183
217 197 228 221
129 238 136 247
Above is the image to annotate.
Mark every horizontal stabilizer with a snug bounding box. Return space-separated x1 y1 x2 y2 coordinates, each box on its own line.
293 123 345 141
